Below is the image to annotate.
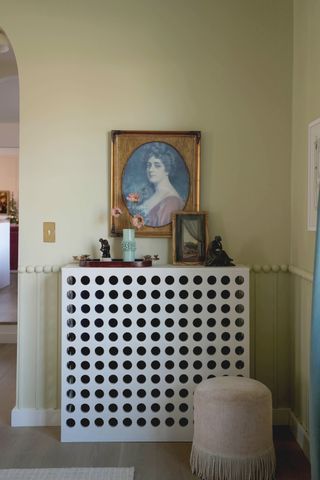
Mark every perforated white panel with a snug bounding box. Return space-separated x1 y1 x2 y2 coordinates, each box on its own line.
61 266 249 442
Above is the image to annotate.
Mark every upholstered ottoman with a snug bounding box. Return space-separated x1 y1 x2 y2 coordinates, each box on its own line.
190 376 275 480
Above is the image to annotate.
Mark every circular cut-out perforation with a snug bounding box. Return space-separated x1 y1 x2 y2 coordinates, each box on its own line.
61 267 249 442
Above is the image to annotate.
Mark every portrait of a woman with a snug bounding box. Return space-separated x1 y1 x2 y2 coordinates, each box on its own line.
122 142 190 228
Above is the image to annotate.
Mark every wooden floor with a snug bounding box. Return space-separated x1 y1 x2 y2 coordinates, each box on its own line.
0 344 311 479
274 426 311 480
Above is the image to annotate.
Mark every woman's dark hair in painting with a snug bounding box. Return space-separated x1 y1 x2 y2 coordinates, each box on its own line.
142 142 177 177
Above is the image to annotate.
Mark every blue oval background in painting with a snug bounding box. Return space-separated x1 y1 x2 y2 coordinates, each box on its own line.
122 142 190 227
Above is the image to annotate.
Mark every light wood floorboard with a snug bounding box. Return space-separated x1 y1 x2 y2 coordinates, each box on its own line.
0 345 310 479
0 427 196 479
0 345 196 479
0 344 16 425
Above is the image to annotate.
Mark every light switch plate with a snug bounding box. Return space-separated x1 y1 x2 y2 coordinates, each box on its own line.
43 222 56 242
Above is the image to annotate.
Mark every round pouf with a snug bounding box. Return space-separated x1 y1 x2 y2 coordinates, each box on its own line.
190 376 275 480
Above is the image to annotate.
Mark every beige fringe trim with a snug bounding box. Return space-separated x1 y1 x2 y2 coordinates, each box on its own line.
190 443 276 480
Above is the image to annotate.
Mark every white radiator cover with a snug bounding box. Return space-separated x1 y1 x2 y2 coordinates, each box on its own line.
60 265 250 442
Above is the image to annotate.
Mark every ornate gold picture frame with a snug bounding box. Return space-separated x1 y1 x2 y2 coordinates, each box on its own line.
110 130 201 237
172 211 208 265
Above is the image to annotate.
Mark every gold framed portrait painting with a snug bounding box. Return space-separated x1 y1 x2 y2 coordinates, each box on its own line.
110 130 201 237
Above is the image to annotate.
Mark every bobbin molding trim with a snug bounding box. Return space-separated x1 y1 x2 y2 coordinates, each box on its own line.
250 264 289 273
18 265 61 273
17 264 290 274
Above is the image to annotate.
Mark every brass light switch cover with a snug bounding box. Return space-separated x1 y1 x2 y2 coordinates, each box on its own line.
43 222 56 242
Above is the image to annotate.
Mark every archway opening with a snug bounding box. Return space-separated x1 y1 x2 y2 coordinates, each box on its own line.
0 27 19 426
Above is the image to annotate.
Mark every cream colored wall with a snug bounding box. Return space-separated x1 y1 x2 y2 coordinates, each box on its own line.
291 0 320 272
289 0 320 446
250 267 291 416
0 1 294 418
1 0 292 267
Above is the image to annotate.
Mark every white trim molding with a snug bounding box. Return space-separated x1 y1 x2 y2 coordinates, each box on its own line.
11 407 60 427
250 264 289 273
289 411 310 460
18 265 61 273
289 265 313 282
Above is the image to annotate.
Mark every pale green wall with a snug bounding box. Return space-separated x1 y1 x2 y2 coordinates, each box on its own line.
291 0 320 272
290 0 320 444
0 0 295 418
1 0 292 267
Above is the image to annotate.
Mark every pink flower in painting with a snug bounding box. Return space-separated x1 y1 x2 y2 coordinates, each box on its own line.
112 207 123 217
111 197 145 232
132 214 144 230
126 192 140 203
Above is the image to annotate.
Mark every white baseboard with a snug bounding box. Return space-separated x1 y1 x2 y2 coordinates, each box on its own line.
0 323 17 343
9 404 310 458
289 410 310 460
11 407 61 426
273 407 291 425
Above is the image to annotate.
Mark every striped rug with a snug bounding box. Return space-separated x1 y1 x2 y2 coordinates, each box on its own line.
0 467 134 480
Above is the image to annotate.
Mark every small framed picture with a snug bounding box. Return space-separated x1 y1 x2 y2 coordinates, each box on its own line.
110 130 201 237
172 211 208 265
0 191 9 215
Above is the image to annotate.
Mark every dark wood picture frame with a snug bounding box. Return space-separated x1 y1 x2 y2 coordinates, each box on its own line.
110 130 201 237
172 211 208 265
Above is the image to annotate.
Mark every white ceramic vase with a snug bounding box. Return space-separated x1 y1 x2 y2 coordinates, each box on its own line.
122 228 136 262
